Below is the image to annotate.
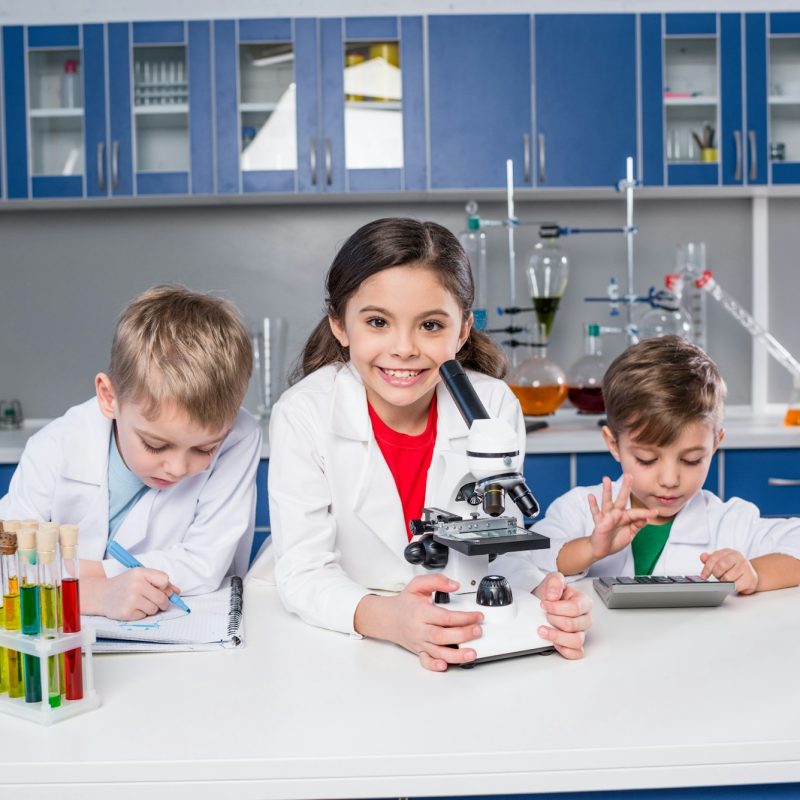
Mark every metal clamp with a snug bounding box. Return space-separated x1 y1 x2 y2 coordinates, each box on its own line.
749 130 757 182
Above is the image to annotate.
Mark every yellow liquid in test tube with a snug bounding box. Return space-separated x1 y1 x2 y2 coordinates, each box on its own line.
40 584 61 708
3 590 23 698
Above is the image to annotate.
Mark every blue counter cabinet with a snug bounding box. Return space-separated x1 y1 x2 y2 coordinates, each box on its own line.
251 458 271 564
722 447 800 516
0 464 15 497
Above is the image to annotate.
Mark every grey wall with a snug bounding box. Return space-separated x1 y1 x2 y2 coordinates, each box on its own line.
0 196 762 419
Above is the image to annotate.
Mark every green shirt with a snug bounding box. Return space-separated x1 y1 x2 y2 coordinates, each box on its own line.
631 518 675 575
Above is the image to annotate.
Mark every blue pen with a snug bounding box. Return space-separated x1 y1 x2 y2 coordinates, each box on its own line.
106 540 191 614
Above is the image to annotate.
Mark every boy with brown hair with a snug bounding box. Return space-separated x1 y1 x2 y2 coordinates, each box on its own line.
0 285 261 619
534 336 800 593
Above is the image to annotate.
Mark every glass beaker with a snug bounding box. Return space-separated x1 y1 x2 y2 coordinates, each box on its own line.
567 323 607 414
251 316 288 420
527 230 569 341
507 326 568 416
785 376 800 426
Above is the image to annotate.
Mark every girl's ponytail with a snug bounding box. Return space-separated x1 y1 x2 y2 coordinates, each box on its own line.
457 329 507 379
291 317 347 385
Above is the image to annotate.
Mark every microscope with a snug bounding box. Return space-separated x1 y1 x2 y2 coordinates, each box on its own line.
404 360 555 665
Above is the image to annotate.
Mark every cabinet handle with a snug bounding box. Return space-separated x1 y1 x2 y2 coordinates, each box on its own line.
538 133 546 183
310 138 317 186
97 142 106 192
749 130 757 182
111 141 120 190
523 132 530 184
733 130 742 182
767 478 800 487
324 138 332 186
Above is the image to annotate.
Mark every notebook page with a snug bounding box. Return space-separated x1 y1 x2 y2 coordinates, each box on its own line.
83 579 240 645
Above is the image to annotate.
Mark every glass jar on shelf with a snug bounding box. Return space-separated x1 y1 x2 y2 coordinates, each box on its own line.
527 229 569 342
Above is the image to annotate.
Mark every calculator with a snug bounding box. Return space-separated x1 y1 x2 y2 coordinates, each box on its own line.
593 575 736 609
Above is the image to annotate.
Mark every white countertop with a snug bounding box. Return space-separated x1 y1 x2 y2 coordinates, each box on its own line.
2 579 799 797
3 406 800 463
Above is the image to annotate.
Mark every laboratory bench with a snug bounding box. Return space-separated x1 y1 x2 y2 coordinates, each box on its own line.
1 578 799 798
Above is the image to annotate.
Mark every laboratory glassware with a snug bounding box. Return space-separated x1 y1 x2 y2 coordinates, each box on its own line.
567 323 607 414
527 229 569 341
459 201 488 331
507 325 568 416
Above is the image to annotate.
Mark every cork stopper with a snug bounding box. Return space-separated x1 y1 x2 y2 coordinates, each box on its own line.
0 531 17 555
20 519 39 529
60 524 79 560
17 527 37 551
36 525 58 554
2 520 22 533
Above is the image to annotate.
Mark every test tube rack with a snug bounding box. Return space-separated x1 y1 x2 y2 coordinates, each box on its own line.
0 627 99 724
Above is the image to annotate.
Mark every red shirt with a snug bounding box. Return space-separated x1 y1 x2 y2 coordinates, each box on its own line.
368 398 438 541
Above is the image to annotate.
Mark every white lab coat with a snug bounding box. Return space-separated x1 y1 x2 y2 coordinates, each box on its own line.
531 476 800 578
0 398 262 595
249 362 546 635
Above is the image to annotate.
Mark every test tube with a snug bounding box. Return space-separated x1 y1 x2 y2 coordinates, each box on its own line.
59 524 83 700
17 527 41 703
37 524 61 709
1 523 23 698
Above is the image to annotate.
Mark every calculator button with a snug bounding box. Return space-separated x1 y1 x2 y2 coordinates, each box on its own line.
651 576 672 583
669 576 692 583
635 576 655 583
687 575 707 583
598 577 617 587
616 577 636 584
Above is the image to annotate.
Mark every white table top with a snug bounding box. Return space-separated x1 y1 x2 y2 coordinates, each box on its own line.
3 406 800 463
2 579 800 798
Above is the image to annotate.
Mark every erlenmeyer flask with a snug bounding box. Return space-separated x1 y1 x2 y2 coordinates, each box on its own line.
527 229 569 340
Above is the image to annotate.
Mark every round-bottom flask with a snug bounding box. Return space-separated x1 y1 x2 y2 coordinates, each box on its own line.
638 290 693 341
567 323 607 414
508 345 568 416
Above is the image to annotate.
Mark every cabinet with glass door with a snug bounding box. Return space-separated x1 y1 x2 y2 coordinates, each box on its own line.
765 13 800 184
641 13 748 187
2 24 107 199
213 16 425 194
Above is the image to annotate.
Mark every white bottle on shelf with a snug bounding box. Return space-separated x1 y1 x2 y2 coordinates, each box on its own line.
62 59 79 108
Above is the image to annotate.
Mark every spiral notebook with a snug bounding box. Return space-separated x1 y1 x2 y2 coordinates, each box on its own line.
87 576 244 653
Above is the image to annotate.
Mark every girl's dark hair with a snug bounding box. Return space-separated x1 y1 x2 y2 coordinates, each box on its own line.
292 217 506 383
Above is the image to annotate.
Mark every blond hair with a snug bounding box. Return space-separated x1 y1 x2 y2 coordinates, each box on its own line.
603 336 726 446
109 285 252 429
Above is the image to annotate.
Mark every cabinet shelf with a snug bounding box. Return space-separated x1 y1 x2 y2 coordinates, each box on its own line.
770 96 800 105
664 96 718 106
134 104 189 115
240 102 277 113
29 108 84 118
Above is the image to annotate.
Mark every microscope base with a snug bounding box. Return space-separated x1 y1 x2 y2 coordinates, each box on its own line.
441 590 556 666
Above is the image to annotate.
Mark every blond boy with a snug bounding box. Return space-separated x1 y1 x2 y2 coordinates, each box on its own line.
0 285 261 619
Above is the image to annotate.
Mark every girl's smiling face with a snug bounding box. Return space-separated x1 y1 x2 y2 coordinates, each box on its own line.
329 264 471 432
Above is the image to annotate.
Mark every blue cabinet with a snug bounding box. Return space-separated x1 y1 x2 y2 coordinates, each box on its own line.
428 15 533 190
2 21 213 199
251 458 270 565
640 12 778 188
0 464 16 497
534 14 637 188
213 16 425 195
724 449 800 516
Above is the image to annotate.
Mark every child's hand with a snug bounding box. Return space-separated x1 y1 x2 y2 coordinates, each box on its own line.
533 572 592 659
587 475 659 560
700 549 759 594
82 568 181 620
371 574 485 672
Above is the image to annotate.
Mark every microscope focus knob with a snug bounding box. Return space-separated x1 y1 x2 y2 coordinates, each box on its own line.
404 535 449 569
404 540 427 565
476 575 513 607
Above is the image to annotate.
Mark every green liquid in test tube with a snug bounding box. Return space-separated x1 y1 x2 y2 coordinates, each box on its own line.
18 528 42 704
38 524 62 709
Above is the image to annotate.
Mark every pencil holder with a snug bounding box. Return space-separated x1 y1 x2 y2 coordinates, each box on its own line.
0 627 100 724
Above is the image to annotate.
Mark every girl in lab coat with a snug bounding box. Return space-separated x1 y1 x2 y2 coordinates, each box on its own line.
259 218 592 671
533 337 800 591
